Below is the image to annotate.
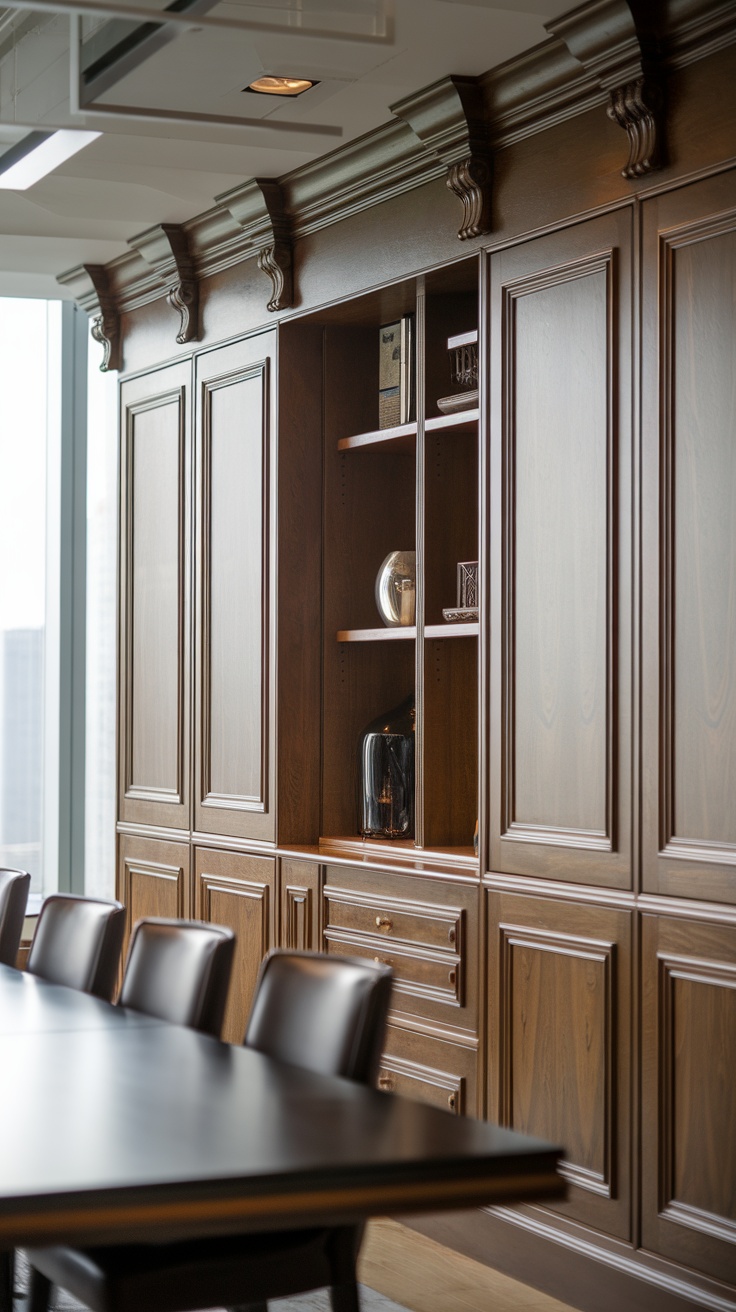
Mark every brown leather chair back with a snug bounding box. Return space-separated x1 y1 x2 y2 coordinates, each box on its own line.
119 918 235 1037
26 895 125 1000
244 950 393 1085
0 868 31 967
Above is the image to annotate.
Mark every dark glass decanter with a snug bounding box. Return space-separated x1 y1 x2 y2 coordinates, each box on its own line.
357 694 415 839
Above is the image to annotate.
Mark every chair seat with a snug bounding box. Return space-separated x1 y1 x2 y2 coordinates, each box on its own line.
29 1229 337 1312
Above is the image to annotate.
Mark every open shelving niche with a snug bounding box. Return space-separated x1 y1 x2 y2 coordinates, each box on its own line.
307 258 481 865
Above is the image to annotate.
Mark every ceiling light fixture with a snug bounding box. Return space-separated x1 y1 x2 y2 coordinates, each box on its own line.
0 129 101 190
245 76 316 97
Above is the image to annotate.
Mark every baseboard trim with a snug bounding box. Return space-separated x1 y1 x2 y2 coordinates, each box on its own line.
403 1207 736 1312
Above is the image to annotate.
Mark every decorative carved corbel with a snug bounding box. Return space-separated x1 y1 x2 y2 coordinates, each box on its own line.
391 76 492 240
56 264 121 371
549 0 664 178
218 178 293 313
128 223 200 343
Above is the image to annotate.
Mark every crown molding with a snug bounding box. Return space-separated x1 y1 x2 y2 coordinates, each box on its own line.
58 0 736 321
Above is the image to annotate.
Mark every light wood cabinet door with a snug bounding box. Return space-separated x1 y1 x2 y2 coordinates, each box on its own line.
488 209 633 889
118 362 191 830
117 832 192 957
487 890 632 1241
193 333 276 844
641 171 736 904
642 913 736 1282
194 847 276 1045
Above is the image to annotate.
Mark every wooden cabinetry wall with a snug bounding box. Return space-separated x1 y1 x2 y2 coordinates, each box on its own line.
112 23 736 1312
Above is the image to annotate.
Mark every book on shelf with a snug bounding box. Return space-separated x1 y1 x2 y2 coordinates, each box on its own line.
379 316 414 429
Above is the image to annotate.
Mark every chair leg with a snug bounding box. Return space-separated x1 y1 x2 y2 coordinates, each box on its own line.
330 1280 361 1312
28 1267 52 1312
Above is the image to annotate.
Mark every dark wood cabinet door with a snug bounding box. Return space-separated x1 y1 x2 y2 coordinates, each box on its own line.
194 847 276 1045
280 858 321 952
379 1024 478 1118
642 913 736 1282
117 833 192 956
118 363 191 830
193 333 276 845
487 890 632 1241
488 210 633 888
642 171 736 904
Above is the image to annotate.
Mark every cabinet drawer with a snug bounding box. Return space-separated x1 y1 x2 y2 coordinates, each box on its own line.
324 883 462 953
379 1025 478 1117
325 930 462 1008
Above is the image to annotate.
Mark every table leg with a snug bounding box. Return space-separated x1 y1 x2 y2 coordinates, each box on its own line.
0 1249 12 1312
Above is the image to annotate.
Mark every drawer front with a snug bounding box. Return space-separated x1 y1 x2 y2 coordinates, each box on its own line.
325 885 461 953
379 1025 478 1117
326 930 462 1007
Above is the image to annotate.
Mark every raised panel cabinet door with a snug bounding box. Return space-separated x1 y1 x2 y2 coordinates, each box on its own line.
488 209 633 888
117 832 192 960
487 890 632 1240
642 914 736 1282
642 171 736 903
280 858 321 952
194 847 276 1045
118 362 191 830
194 333 276 844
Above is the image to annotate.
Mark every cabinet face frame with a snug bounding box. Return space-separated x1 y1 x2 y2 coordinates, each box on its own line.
488 209 633 888
641 171 736 904
193 333 277 844
118 362 191 831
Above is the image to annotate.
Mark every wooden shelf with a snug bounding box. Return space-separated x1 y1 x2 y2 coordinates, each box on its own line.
318 836 478 874
425 409 478 433
338 422 417 453
425 622 479 638
337 626 416 642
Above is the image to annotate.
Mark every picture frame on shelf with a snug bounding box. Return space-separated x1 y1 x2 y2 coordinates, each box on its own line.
379 316 414 428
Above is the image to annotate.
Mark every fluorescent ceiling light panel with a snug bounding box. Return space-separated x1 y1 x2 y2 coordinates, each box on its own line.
0 130 101 190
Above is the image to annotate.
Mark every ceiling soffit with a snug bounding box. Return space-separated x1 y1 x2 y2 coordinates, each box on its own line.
58 0 736 362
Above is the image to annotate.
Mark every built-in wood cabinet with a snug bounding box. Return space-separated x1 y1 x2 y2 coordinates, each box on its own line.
112 24 736 1308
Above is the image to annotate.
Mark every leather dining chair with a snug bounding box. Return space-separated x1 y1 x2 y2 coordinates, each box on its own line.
117 916 236 1035
27 950 393 1312
26 895 126 1002
0 867 30 967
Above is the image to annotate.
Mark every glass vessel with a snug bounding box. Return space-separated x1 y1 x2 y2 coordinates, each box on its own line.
357 695 415 839
375 551 416 627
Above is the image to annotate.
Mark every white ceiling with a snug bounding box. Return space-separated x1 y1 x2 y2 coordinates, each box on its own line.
0 0 571 299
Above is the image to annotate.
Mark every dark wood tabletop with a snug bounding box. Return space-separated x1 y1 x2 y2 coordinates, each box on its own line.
0 964 565 1250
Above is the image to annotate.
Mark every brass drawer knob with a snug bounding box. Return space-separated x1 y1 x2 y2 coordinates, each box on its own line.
447 1092 457 1111
375 915 393 931
448 968 457 986
378 1073 394 1091
447 926 456 945
374 956 393 968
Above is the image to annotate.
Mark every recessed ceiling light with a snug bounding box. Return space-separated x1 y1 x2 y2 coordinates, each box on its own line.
0 129 101 190
245 76 317 97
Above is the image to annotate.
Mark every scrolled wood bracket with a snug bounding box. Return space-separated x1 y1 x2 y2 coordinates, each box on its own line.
128 223 200 344
56 264 121 371
391 75 492 241
218 178 294 313
549 0 664 179
606 75 662 176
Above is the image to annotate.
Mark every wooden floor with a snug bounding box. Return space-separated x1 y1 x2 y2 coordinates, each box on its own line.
359 1220 577 1312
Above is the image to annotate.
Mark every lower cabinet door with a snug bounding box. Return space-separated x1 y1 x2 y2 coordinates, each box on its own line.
117 832 192 956
378 1025 478 1118
487 889 632 1241
642 913 736 1284
280 858 321 952
194 847 276 1044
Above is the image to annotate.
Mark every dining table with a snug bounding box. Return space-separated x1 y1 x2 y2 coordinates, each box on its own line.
0 961 565 1309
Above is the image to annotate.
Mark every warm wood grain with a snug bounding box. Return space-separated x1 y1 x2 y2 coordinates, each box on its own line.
280 857 321 952
193 334 277 844
642 913 736 1283
194 846 276 1045
642 172 736 902
118 363 191 831
488 890 632 1241
489 209 633 888
380 1025 478 1118
117 832 191 957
